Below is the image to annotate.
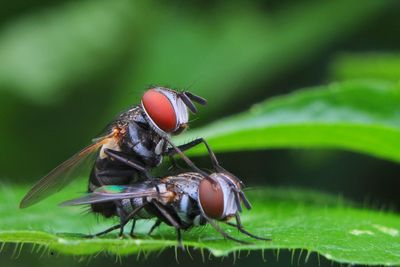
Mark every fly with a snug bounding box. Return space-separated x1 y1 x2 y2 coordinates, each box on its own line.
20 87 212 216
61 148 271 246
61 171 270 246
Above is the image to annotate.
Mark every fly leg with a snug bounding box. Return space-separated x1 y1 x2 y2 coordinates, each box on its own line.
128 199 139 237
168 155 185 172
166 138 238 180
103 149 153 180
151 200 184 249
148 219 162 235
164 138 208 177
225 213 271 241
85 224 122 238
164 138 204 158
203 216 250 245
84 213 129 238
163 138 218 184
164 138 219 167
117 207 128 237
167 138 234 176
176 229 183 249
85 204 146 238
164 137 234 182
130 219 136 237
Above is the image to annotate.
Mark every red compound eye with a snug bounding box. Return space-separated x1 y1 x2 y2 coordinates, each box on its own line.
198 179 224 219
142 89 177 132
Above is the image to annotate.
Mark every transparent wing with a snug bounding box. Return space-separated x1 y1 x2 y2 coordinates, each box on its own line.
20 133 115 209
60 184 160 206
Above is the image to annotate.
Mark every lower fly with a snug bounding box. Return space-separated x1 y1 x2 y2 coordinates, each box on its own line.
61 149 271 246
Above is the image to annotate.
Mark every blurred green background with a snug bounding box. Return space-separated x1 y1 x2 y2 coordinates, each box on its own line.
1 0 400 266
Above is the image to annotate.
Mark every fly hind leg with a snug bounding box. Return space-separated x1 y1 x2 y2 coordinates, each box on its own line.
85 204 146 238
151 200 185 249
85 206 129 238
148 219 162 235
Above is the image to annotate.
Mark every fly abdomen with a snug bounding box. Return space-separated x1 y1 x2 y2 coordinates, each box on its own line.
91 202 117 218
89 157 138 218
120 198 153 220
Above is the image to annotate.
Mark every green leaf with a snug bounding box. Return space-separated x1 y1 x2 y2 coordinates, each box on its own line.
176 80 400 163
331 53 400 81
0 183 399 265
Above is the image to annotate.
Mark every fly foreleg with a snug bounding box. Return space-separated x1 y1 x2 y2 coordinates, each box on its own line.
166 138 227 172
163 138 218 184
224 213 271 241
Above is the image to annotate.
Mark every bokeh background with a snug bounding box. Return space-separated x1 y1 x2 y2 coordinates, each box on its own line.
1 0 399 266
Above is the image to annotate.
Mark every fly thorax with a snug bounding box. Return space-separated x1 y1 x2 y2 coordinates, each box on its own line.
176 194 193 224
146 184 171 205
173 174 201 199
126 122 163 167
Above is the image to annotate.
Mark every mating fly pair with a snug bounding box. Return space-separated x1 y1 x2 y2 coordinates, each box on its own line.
19 87 267 245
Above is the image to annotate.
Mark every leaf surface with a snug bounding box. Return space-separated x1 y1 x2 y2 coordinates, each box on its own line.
331 53 400 81
0 183 399 265
176 80 400 163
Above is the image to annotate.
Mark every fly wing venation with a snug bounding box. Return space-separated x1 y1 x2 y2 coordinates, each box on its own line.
59 184 160 206
20 133 115 209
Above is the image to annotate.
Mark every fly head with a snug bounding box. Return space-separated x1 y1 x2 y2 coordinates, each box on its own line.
141 87 206 137
198 172 249 221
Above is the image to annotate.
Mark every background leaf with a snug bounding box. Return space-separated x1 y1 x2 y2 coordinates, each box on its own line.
0 0 136 103
176 80 400 163
0 183 399 266
0 0 393 180
114 0 388 119
331 53 400 81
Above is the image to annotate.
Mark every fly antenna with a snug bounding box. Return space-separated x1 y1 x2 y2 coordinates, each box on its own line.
179 92 198 114
183 91 207 106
